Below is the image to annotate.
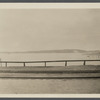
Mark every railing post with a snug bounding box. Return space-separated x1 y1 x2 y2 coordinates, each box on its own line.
83 61 86 65
44 62 46 67
23 62 25 67
5 62 7 67
0 58 2 67
65 61 67 66
0 62 2 67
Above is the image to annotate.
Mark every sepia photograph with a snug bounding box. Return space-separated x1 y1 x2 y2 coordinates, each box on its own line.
0 4 100 95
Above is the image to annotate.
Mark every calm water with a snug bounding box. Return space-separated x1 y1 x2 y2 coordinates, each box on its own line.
0 53 100 66
0 78 100 94
0 53 85 61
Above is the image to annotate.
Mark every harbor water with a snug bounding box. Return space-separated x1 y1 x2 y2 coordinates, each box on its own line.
0 53 100 66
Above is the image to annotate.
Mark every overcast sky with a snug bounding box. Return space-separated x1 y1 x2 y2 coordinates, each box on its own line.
0 9 100 52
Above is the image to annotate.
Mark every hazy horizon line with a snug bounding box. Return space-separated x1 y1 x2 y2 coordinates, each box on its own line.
0 49 100 53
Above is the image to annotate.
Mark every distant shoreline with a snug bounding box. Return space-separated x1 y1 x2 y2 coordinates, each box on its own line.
0 49 99 55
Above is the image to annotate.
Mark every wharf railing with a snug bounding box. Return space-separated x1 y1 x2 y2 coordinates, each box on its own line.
0 60 100 67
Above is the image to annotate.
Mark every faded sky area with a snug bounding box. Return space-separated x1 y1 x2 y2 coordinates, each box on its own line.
0 9 100 52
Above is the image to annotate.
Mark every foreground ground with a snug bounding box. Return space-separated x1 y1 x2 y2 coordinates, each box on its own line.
0 78 100 94
0 65 100 78
0 65 100 94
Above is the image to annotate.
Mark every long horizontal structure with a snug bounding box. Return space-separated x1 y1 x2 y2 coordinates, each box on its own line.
0 60 100 67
